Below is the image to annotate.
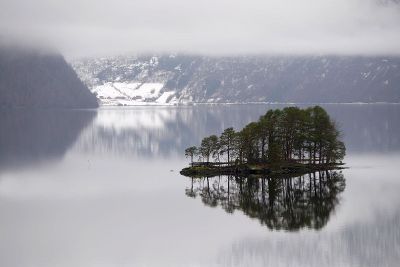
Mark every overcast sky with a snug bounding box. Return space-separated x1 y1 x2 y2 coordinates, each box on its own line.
0 0 400 58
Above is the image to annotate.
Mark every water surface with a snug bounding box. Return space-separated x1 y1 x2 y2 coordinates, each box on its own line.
0 104 399 267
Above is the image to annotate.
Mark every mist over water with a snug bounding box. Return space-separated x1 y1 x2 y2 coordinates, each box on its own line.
0 104 399 266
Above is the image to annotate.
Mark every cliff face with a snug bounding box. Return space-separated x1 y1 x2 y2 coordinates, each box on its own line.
73 55 400 104
0 46 98 108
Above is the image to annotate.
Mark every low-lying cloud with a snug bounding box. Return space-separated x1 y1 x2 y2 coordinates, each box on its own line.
0 0 399 58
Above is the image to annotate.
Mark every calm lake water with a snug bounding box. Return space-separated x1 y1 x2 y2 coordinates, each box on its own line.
0 104 400 267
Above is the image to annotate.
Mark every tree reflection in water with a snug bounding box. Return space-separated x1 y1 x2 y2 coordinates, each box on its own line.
185 170 345 231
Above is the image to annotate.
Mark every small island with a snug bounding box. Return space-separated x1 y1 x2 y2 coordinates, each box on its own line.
181 106 346 177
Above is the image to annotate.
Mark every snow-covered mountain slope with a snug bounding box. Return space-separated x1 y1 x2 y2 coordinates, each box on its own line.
72 55 400 105
72 56 179 105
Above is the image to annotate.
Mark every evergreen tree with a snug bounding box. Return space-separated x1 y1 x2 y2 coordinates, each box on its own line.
185 146 198 164
220 127 236 163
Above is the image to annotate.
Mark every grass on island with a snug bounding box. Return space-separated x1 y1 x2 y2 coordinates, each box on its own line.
180 161 345 178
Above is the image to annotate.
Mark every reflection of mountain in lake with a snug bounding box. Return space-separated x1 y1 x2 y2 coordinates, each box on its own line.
0 109 96 170
185 171 345 231
75 104 400 158
76 106 263 157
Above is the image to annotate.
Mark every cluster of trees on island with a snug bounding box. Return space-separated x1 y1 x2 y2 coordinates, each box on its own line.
185 106 345 165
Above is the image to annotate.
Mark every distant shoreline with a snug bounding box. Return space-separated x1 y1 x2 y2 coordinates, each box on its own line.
96 101 400 107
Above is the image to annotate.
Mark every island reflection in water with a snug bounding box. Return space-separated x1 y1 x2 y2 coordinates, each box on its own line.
186 170 345 231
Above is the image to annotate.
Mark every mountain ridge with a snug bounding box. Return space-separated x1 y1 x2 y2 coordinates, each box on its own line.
72 55 400 105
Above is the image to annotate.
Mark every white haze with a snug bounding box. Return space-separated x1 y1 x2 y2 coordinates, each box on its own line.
0 0 400 58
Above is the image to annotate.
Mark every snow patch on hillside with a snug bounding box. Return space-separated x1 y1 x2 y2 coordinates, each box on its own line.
156 91 176 104
91 82 174 105
113 82 142 97
133 83 164 99
92 83 121 99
